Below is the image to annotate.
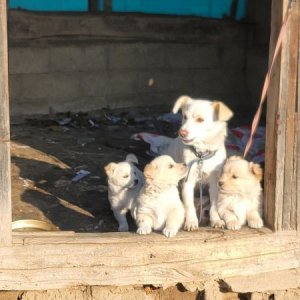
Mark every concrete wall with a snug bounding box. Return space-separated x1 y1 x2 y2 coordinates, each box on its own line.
8 6 270 120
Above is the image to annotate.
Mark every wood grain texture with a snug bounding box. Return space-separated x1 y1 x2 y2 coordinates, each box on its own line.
0 230 297 291
265 0 300 231
282 0 299 230
0 1 12 245
297 0 300 232
264 0 283 230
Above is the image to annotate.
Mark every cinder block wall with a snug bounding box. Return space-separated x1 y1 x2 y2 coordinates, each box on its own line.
7 7 269 119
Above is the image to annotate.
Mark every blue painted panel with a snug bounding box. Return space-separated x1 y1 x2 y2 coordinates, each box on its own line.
9 0 88 11
112 0 247 20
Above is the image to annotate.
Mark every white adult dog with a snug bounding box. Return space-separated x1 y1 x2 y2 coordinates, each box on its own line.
166 95 233 230
104 154 144 232
135 155 186 238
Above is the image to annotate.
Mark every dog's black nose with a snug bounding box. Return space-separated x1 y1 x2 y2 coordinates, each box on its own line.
134 179 139 185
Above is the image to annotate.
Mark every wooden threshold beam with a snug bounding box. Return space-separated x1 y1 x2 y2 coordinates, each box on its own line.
0 229 297 291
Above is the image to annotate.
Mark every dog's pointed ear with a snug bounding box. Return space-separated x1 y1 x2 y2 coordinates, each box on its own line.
172 95 192 113
104 162 117 177
249 162 263 182
143 163 156 180
212 101 233 121
126 154 138 164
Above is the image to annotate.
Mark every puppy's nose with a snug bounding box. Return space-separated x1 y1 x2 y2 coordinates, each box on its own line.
179 129 188 138
134 179 138 185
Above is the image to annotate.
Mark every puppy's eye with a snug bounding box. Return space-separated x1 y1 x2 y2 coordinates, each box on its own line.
183 114 187 120
196 117 204 123
232 175 238 179
169 164 174 169
123 175 129 179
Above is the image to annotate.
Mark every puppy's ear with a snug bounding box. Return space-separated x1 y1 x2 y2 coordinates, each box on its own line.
249 162 263 182
126 154 138 164
104 162 117 177
212 101 233 121
172 95 192 113
143 163 156 180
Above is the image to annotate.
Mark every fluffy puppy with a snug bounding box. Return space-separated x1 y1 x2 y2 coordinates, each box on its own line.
104 154 144 232
166 95 233 230
217 156 264 230
135 155 186 238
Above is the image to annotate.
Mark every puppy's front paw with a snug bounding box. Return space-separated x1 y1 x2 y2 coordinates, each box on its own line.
248 217 263 229
137 226 152 235
184 220 199 232
118 224 129 232
163 227 178 238
226 220 241 230
211 220 225 229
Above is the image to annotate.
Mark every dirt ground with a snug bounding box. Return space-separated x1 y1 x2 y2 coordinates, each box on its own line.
11 106 181 233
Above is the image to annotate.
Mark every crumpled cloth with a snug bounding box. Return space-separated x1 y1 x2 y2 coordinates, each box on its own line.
131 126 265 163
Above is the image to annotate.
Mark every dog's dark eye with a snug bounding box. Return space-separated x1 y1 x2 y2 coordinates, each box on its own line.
123 174 129 178
232 175 238 179
196 117 204 123
169 164 174 169
183 114 187 120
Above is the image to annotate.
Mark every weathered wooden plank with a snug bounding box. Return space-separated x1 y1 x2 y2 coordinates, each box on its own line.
104 0 112 13
297 0 300 232
264 0 284 230
0 231 298 290
0 1 12 246
282 0 299 230
12 227 272 245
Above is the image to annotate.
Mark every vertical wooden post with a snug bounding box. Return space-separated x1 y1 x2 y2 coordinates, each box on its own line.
104 0 112 13
0 1 12 245
265 0 299 231
297 0 300 231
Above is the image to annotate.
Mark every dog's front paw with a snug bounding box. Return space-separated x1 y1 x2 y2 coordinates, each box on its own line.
248 217 263 229
211 219 225 229
163 227 178 238
226 220 241 230
184 219 199 232
118 223 129 232
137 226 152 235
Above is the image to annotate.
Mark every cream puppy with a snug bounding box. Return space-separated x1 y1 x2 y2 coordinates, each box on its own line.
135 155 186 238
104 154 144 232
166 95 233 230
217 156 264 230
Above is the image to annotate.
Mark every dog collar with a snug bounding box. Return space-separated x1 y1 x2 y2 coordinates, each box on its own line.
190 147 217 161
185 148 217 183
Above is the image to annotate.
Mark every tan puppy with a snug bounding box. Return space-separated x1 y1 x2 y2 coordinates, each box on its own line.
217 156 264 230
166 95 233 230
135 155 186 238
104 154 144 232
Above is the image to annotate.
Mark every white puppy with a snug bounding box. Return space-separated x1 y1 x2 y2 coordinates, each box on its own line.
104 154 144 232
166 95 233 230
135 155 186 238
217 156 264 230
